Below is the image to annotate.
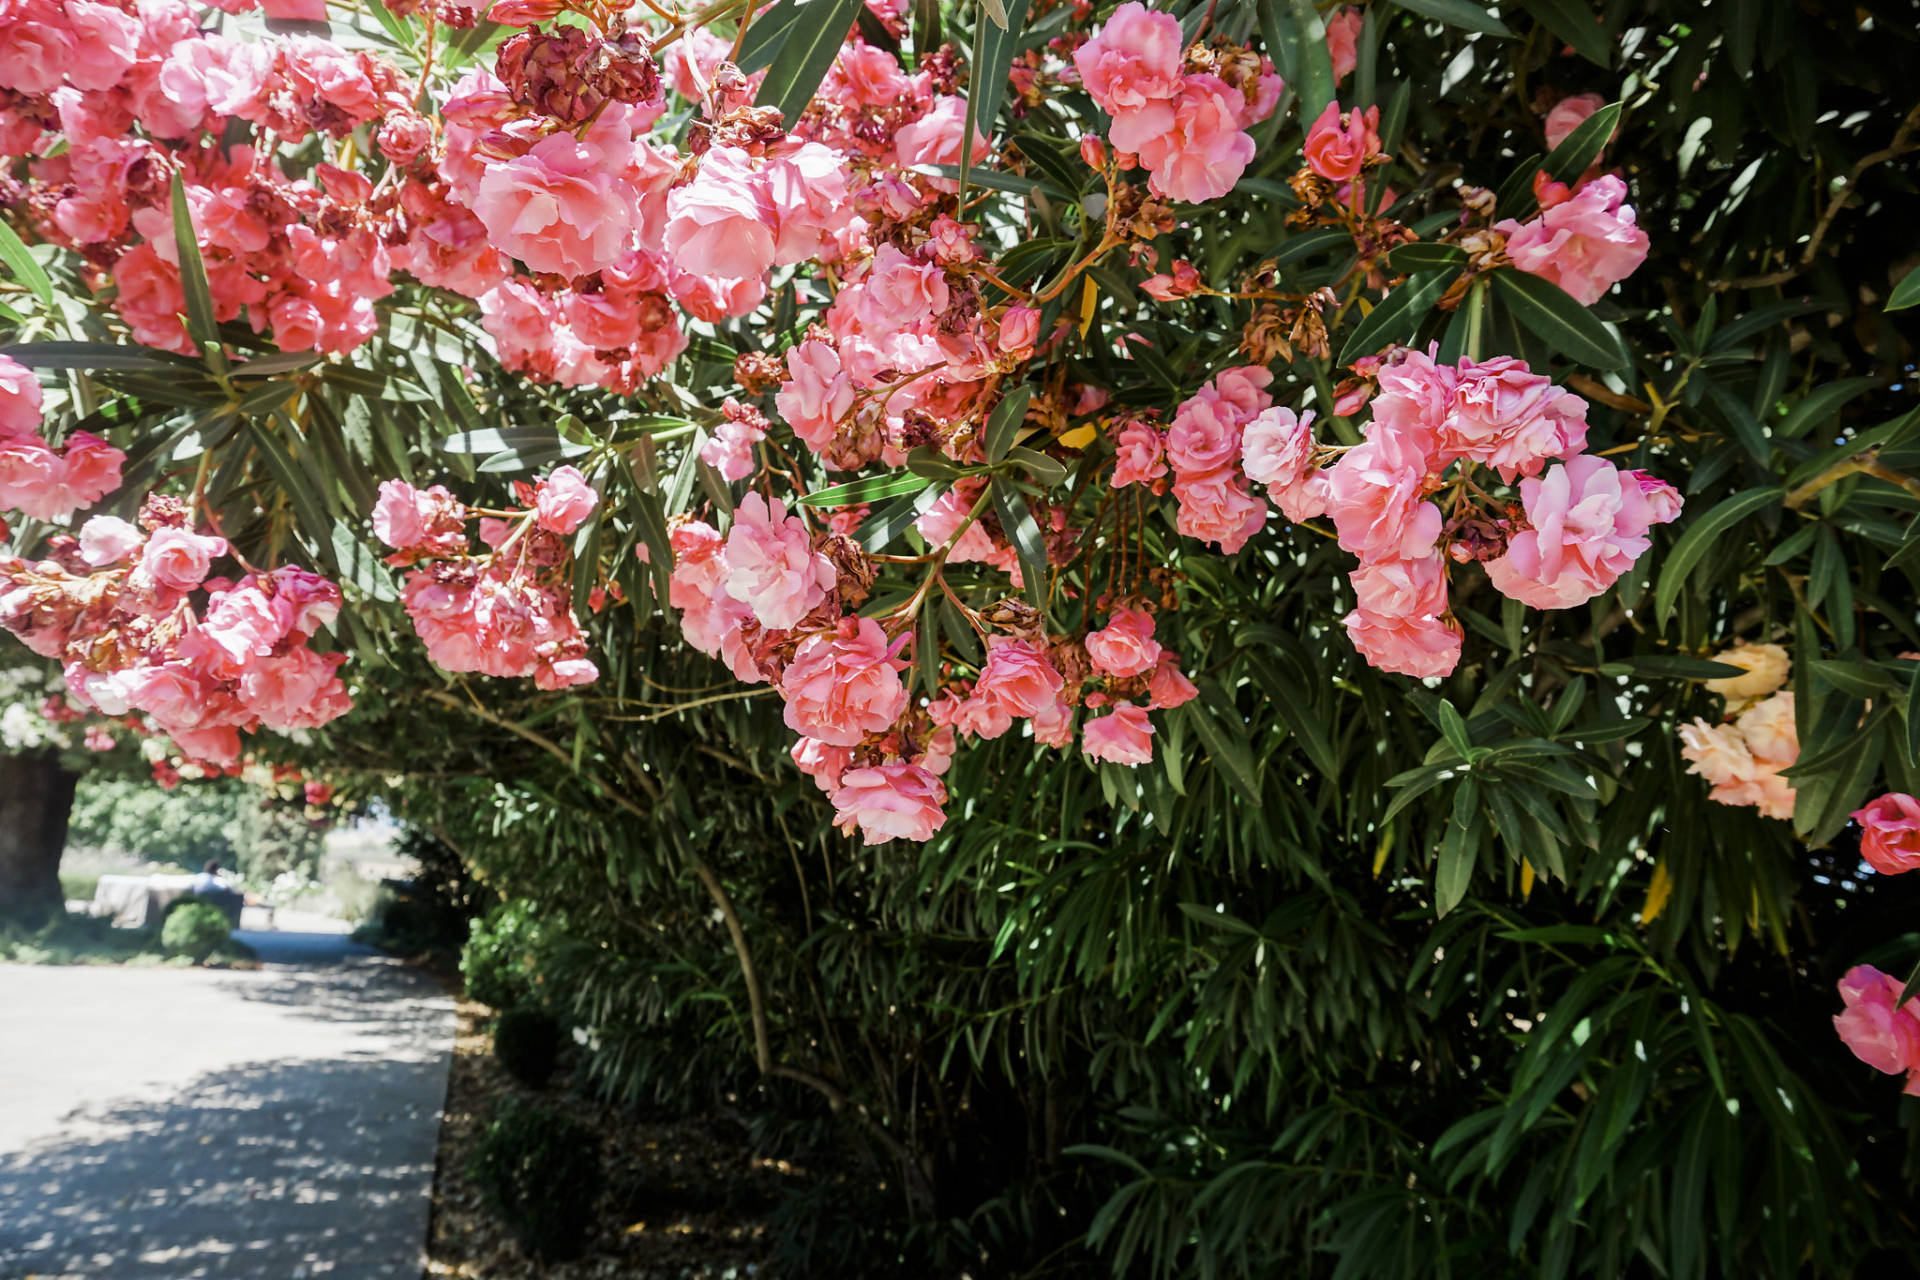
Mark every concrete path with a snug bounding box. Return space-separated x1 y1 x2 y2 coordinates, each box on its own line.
0 929 454 1279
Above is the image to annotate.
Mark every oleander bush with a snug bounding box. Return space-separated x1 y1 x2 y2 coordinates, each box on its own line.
1 0 1919 1272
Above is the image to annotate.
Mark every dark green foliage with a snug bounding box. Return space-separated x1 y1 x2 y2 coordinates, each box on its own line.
460 899 560 1011
159 901 230 962
493 1008 562 1089
467 1098 602 1261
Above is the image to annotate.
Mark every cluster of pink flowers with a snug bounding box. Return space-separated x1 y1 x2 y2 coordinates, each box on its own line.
1109 348 1678 678
1851 793 1920 875
1678 643 1798 819
0 355 123 523
0 496 350 764
1835 965 1920 1096
372 467 600 690
1072 1 1282 203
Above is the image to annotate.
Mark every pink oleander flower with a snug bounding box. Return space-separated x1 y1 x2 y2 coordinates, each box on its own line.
1111 419 1167 488
78 515 144 566
139 526 227 591
1304 101 1380 183
0 355 42 439
915 480 996 563
1833 965 1920 1095
775 339 854 454
767 141 853 266
1444 356 1590 480
1167 391 1244 476
998 306 1040 354
1085 606 1162 678
0 439 61 517
1326 6 1362 83
1485 455 1679 609
1853 793 1920 875
893 94 988 190
1146 651 1198 709
791 736 853 793
665 145 777 280
1344 608 1463 679
1074 1 1183 114
1324 432 1442 562
1131 74 1258 204
832 762 948 843
1082 702 1155 765
1174 468 1267 553
1544 92 1606 151
1240 406 1316 489
1734 692 1796 765
1350 554 1447 618
724 491 835 629
859 244 950 332
534 465 597 534
965 638 1066 738
472 131 635 279
1497 174 1650 306
781 615 909 747
372 479 464 553
1367 347 1454 467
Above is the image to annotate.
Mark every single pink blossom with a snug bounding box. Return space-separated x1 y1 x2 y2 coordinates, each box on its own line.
1073 2 1184 115
472 131 636 279
664 145 777 280
724 492 836 629
1497 174 1649 306
831 762 948 843
534 465 597 534
1485 455 1678 610
1853 793 1920 875
1834 965 1920 1095
1085 606 1162 678
780 615 909 746
1082 702 1155 765
1303 101 1380 183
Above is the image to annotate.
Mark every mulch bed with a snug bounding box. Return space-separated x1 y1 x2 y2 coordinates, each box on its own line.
424 997 804 1278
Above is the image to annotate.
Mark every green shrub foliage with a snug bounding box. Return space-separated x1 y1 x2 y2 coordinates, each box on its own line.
460 900 561 1013
493 1008 563 1090
467 1098 603 1261
159 901 230 963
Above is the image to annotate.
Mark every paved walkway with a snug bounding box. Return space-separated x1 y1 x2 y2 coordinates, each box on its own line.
0 928 454 1279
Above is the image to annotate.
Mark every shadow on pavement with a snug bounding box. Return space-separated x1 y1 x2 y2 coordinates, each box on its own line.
0 1051 442 1280
216 960 449 1042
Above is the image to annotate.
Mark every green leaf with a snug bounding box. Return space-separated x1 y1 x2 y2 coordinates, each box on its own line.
1435 780 1480 916
1519 0 1611 66
1339 267 1460 365
1536 101 1622 194
1187 682 1262 804
0 341 201 372
0 218 54 309
990 478 1048 612
1387 243 1468 275
985 384 1033 463
169 173 225 374
799 471 932 508
1906 662 1920 767
970 0 1029 147
330 522 399 602
1434 698 1474 759
858 482 942 552
1004 446 1066 487
1596 655 1747 681
1280 0 1337 124
1653 487 1782 626
1488 268 1627 370
1389 0 1511 37
755 0 867 128
1774 376 1877 440
1889 264 1920 312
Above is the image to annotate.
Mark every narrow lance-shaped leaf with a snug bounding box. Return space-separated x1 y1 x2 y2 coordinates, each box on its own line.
1489 268 1629 370
756 0 868 128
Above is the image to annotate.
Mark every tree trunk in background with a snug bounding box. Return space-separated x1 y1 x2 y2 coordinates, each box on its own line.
0 751 78 924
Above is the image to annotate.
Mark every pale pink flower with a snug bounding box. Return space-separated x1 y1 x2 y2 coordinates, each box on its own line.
767 141 853 266
1344 609 1462 678
791 736 853 793
1324 433 1442 562
1173 468 1267 552
966 638 1065 737
1240 406 1316 488
1326 7 1362 83
1444 356 1590 480
665 145 776 280
1074 1 1184 115
1677 719 1756 789
1146 651 1198 709
372 479 463 553
78 515 144 566
1734 691 1796 765
724 492 836 629
472 131 636 279
1485 455 1676 610
775 339 854 453
1544 92 1606 151
1303 101 1380 183
1082 702 1155 765
534 465 597 535
915 480 996 563
1497 174 1649 306
1853 793 1920 876
780 615 909 746
1110 420 1167 488
0 354 42 439
893 95 989 189
1085 606 1162 678
139 526 226 591
832 762 948 843
0 439 62 517
1131 74 1257 204
1834 965 1920 1095
997 306 1040 354
1166 393 1243 476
